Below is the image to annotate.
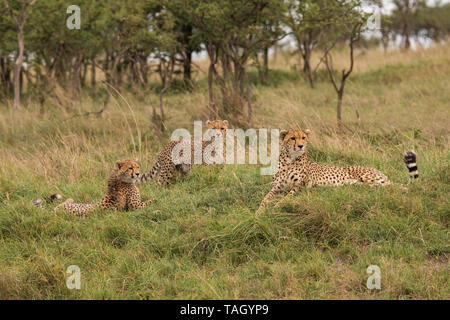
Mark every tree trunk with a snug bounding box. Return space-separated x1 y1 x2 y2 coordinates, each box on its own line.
91 58 96 97
395 0 412 50
207 61 215 115
104 53 111 83
206 44 218 116
273 41 279 62
183 48 193 85
381 31 389 52
337 89 343 123
179 23 194 86
302 45 314 88
81 59 87 88
134 57 146 88
4 0 38 109
117 61 123 90
19 66 23 96
110 55 120 88
262 45 269 84
245 69 252 122
12 25 25 110
139 56 148 85
403 28 411 50
295 31 316 89
402 8 411 50
0 56 12 96
71 54 82 98
157 54 175 129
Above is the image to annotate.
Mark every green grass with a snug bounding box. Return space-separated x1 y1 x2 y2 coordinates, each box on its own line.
0 45 449 299
1 160 448 299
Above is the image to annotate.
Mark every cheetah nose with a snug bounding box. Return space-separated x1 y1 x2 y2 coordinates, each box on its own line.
135 173 140 176
298 145 303 150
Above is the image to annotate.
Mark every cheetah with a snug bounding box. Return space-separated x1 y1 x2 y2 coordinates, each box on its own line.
54 159 153 215
258 128 418 211
137 120 229 187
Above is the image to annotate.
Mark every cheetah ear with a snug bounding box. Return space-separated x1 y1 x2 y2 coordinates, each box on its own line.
223 120 229 126
280 130 288 140
115 160 125 170
134 157 139 162
304 129 311 135
206 120 211 126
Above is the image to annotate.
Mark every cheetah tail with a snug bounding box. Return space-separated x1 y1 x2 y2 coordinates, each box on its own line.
136 161 161 183
404 151 418 180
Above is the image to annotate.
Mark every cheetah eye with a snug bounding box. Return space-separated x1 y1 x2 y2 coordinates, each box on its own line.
290 137 296 141
302 136 306 140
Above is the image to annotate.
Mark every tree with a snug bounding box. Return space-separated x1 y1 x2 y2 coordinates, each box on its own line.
392 0 424 50
412 2 450 43
188 0 286 124
321 0 368 125
159 0 203 87
3 0 38 110
0 1 16 98
286 0 328 88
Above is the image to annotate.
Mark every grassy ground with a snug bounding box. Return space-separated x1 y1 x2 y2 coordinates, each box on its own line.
0 44 449 299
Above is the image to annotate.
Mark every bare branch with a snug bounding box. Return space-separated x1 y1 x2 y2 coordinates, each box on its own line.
324 49 339 93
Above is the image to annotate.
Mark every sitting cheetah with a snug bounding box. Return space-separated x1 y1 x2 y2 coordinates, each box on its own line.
54 159 153 216
137 120 229 186
258 129 418 211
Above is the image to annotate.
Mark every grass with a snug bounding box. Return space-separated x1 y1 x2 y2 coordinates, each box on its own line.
0 44 449 299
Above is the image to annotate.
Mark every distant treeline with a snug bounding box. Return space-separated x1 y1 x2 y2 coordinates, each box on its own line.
1 0 449 125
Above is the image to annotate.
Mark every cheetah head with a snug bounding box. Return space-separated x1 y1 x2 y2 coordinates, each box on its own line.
114 159 141 183
280 129 311 160
206 119 229 139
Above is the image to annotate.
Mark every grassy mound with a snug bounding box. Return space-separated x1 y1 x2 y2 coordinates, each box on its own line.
0 44 448 299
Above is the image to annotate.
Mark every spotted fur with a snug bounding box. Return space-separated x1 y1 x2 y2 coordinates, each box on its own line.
54 159 153 216
258 129 418 210
137 120 229 187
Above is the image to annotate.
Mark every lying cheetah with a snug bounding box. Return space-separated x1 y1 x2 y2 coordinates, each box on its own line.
137 120 229 186
54 159 153 215
258 129 418 210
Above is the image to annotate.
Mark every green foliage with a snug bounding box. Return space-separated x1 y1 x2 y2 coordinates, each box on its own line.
387 1 450 42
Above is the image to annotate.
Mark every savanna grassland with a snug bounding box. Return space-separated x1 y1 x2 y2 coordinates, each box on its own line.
0 44 449 299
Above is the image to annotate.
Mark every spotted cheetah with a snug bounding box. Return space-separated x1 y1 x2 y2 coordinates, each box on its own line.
137 120 229 186
258 129 418 210
54 159 153 215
